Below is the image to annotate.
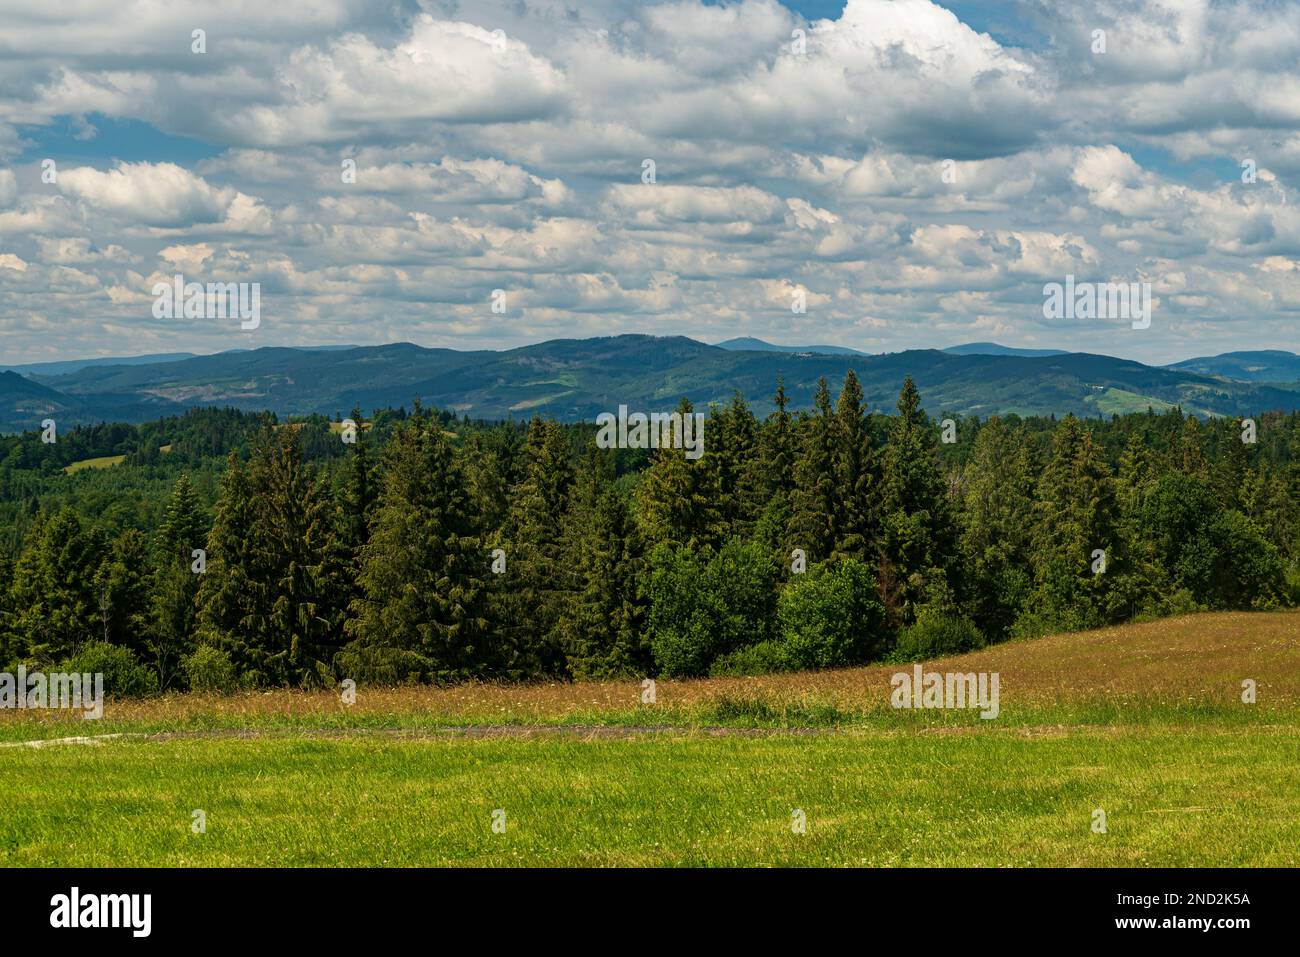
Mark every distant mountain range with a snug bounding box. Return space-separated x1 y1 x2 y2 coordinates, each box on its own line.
0 344 358 379
0 352 199 377
942 342 1069 358
713 337 1068 358
1164 350 1300 384
3 336 1299 434
714 337 867 356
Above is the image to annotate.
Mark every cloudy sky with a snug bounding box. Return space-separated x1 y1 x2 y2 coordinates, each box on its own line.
0 0 1297 365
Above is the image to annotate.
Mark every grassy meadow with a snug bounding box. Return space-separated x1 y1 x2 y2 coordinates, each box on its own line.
2 611 1298 866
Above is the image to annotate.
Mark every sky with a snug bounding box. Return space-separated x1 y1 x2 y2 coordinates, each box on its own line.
0 0 1298 366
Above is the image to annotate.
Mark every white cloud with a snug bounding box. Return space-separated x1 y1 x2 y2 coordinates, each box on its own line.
0 169 16 208
57 162 261 228
0 0 1297 363
222 17 569 146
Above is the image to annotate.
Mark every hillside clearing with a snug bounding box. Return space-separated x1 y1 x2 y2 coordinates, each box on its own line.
62 454 126 473
2 611 1297 867
2 611 1296 741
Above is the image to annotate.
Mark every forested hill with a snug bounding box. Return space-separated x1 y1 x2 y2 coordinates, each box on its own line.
1 377 1296 691
4 335 1300 433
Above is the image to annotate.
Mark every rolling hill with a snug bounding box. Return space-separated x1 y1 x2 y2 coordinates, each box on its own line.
714 336 867 356
0 352 198 377
4 336 1300 433
1164 350 1300 384
0 370 87 423
943 341 1069 357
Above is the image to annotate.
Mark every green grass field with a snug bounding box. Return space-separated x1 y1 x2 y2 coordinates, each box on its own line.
2 612 1298 867
62 454 127 473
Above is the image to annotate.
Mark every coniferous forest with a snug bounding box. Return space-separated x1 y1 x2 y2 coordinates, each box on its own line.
1 373 1297 694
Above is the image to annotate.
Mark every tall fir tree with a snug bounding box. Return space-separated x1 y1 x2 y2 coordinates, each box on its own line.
198 431 345 685
196 452 258 661
958 418 1035 639
156 473 205 566
150 474 207 683
337 407 376 560
637 397 722 551
704 393 759 536
742 379 798 560
880 376 954 622
787 378 838 563
1117 431 1153 517
558 477 649 678
1028 418 1123 628
8 508 100 661
498 417 575 675
749 379 796 503
97 528 151 655
347 415 490 680
459 429 511 536
832 369 880 563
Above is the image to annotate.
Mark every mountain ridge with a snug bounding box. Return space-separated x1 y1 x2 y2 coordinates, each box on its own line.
4 336 1299 433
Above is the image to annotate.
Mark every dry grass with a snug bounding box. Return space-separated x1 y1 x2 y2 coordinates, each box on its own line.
3 611 1298 866
2 610 1295 740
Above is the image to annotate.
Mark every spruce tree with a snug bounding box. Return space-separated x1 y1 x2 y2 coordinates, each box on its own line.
347 416 489 681
787 378 838 563
559 481 649 678
198 432 345 686
1071 430 1123 618
880 376 953 621
832 369 879 563
498 417 575 675
638 397 722 551
8 508 100 661
1117 431 1152 517
156 473 205 566
704 393 759 535
248 427 348 685
97 528 151 655
742 380 797 561
959 418 1035 639
460 430 511 536
196 453 258 661
748 378 796 506
1028 418 1123 628
337 407 376 560
150 474 207 682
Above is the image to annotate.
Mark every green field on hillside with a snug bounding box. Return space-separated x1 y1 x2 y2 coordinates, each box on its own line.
2 725 1296 866
62 454 127 473
2 612 1297 867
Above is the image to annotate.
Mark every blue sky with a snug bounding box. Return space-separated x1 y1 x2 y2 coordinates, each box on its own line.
1 0 1297 366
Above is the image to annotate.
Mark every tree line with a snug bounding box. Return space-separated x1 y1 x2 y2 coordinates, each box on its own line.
1 374 1297 693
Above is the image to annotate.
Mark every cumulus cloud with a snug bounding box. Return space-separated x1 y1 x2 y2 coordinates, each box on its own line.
222 17 569 146
0 0 1296 363
56 162 263 228
0 169 16 207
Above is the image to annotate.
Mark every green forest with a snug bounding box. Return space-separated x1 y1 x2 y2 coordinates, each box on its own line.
1 373 1297 693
